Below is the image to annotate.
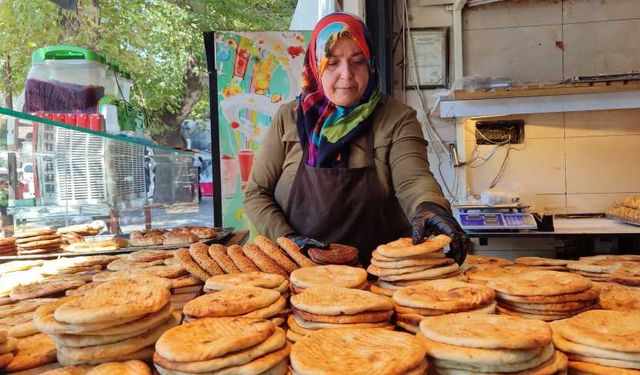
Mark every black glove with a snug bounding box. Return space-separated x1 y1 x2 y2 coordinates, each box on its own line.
411 202 472 265
286 233 329 251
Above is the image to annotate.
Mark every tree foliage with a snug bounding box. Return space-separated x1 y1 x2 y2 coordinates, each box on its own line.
0 0 296 145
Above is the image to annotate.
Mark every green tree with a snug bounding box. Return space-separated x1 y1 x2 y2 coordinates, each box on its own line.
0 0 296 146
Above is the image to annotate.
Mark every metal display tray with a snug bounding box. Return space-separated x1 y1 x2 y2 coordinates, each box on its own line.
0 227 234 261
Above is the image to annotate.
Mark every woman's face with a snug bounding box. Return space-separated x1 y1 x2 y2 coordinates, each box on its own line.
320 37 370 107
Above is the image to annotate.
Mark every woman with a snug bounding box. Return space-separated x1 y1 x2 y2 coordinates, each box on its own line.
244 13 471 266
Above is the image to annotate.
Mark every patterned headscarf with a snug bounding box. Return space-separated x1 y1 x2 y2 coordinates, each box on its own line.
296 12 381 168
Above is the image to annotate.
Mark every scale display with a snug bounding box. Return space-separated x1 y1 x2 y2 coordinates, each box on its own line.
457 212 537 231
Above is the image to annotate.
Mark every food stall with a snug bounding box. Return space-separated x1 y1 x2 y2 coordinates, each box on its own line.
0 1 639 374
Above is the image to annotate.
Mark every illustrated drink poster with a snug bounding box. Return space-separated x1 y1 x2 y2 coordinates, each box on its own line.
214 31 309 230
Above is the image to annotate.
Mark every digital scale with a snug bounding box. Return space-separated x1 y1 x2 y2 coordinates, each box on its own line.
454 204 538 231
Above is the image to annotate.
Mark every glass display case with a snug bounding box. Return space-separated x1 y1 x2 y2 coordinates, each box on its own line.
0 107 211 238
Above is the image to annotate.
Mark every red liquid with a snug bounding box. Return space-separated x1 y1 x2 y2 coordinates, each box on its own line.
237 149 254 183
233 47 250 78
76 113 89 128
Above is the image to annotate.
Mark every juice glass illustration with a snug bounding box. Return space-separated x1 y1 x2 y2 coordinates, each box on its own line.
237 149 255 191
233 47 250 79
221 155 238 198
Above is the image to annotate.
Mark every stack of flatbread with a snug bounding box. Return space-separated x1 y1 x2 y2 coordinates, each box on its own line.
204 271 288 296
392 279 497 333
0 330 17 371
487 270 599 321
93 250 200 311
15 228 62 255
39 256 118 277
4 332 58 373
289 265 367 294
154 317 290 375
40 359 152 375
0 237 16 256
0 298 56 338
465 265 535 285
567 258 633 282
34 277 178 366
552 310 640 374
182 286 287 326
290 328 427 375
288 285 394 343
597 282 640 311
514 256 570 271
368 235 463 297
418 313 567 374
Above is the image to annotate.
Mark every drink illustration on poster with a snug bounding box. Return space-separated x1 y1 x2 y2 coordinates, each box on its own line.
214 31 309 230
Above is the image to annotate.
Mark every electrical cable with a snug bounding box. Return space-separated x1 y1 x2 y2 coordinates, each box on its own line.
402 0 458 202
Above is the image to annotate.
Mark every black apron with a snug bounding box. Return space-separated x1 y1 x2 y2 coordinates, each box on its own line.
286 130 412 267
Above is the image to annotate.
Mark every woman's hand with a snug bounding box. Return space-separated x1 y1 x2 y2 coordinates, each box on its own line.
286 233 329 251
411 202 472 265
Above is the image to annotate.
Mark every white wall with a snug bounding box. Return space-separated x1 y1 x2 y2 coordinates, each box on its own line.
396 0 640 213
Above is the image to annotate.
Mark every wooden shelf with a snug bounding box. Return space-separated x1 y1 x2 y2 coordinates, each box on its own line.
451 80 640 100
438 82 640 118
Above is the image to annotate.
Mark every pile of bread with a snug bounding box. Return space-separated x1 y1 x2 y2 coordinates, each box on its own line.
129 226 218 247
174 236 325 282
418 312 568 374
368 235 465 297
606 195 640 225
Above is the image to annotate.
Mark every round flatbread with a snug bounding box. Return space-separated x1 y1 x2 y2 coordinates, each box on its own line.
496 285 601 304
392 279 495 311
155 317 275 363
568 360 640 375
600 285 640 311
6 333 57 372
290 265 367 289
153 327 286 373
370 256 453 270
9 274 86 301
465 265 535 284
431 343 555 373
57 315 178 362
0 336 17 354
308 243 359 265
54 278 170 324
35 297 171 336
550 323 640 361
378 263 459 281
293 308 392 324
205 272 285 291
183 287 280 318
290 285 393 316
376 235 451 258
85 360 151 375
514 257 569 267
567 259 630 274
420 312 552 349
464 255 513 267
290 328 426 375
553 310 640 353
487 270 592 296
242 296 287 319
128 250 174 263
